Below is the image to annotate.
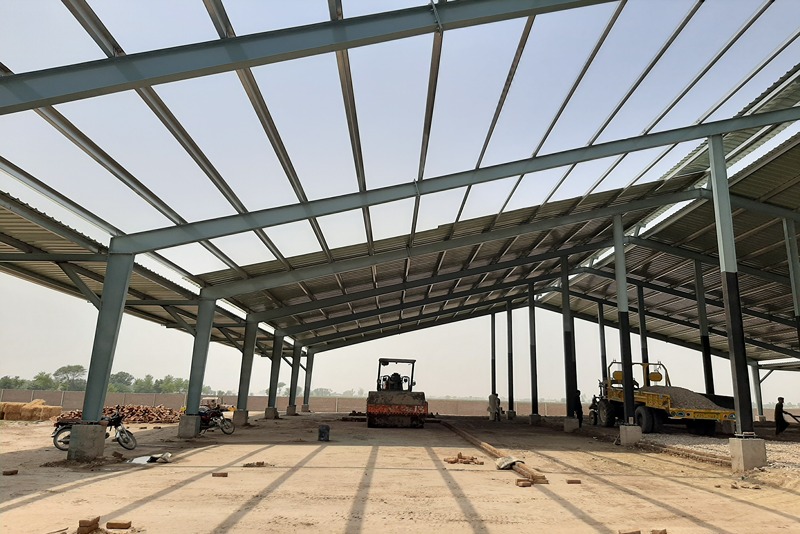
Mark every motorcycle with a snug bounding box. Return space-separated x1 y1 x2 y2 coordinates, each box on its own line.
199 405 235 435
52 405 137 451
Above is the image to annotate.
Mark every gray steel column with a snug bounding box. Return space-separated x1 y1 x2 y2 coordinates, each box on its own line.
709 134 753 434
268 334 284 408
506 303 515 413
288 343 303 408
614 215 635 424
491 314 497 395
528 285 539 415
750 363 764 420
636 285 650 387
598 303 608 382
303 350 315 406
695 260 714 394
236 319 258 411
185 298 217 415
784 219 800 345
82 253 134 421
562 256 578 418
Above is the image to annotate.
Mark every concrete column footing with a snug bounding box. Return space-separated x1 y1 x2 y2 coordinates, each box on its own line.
619 424 642 445
264 407 279 419
178 415 201 438
529 414 542 426
563 417 580 432
232 410 248 427
301 404 310 413
506 410 516 420
66 424 106 461
755 415 767 422
730 437 767 473
286 405 297 416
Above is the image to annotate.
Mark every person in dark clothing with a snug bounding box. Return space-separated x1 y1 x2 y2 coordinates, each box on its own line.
575 390 583 428
775 397 790 435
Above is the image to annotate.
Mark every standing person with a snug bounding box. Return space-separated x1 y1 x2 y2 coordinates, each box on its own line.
575 390 584 428
488 393 501 421
775 397 790 435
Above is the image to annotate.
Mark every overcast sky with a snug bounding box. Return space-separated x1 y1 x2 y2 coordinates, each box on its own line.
1 1 798 406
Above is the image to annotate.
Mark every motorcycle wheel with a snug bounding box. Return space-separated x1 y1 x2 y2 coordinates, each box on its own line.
117 428 137 450
53 427 72 451
220 418 235 435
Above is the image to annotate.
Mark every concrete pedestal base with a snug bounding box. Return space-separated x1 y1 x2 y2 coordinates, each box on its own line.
730 437 767 473
755 415 766 422
286 405 297 416
178 415 201 438
264 407 279 419
619 424 642 445
66 424 106 461
529 414 542 426
232 410 248 427
563 417 580 432
506 410 516 421
301 404 310 413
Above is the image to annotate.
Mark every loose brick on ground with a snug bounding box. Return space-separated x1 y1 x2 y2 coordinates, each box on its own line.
106 520 133 529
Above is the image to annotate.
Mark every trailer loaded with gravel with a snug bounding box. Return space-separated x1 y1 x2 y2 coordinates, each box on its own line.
594 362 736 435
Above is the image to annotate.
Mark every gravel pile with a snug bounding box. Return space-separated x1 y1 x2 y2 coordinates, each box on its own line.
639 386 727 411
642 433 800 471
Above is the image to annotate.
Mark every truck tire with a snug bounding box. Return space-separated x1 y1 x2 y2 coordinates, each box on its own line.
598 399 616 427
651 410 665 433
635 405 654 433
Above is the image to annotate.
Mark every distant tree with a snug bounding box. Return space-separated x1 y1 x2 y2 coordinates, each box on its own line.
133 374 155 393
0 376 27 389
357 388 365 397
109 371 135 392
276 381 287 396
311 388 334 397
202 385 213 394
295 386 303 399
53 365 87 391
341 389 356 397
28 372 57 390
154 375 188 394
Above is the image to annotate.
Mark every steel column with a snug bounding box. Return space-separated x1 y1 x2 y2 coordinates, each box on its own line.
750 364 764 420
695 260 714 394
288 343 303 408
598 303 608 382
562 256 578 418
185 298 217 415
784 219 800 345
636 285 650 387
491 313 497 396
528 285 538 415
709 134 753 434
506 303 515 413
613 215 635 424
268 334 284 408
303 350 315 407
81 253 134 421
236 319 258 411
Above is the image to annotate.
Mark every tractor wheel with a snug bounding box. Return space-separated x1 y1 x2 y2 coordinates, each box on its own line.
635 406 654 433
598 399 616 427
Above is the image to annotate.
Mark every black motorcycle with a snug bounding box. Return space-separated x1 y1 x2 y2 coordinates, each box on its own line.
199 405 235 435
52 405 137 451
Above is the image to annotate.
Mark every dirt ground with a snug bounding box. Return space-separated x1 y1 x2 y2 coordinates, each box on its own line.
1 414 798 534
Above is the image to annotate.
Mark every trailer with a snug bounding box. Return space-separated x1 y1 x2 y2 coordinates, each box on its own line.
595 361 736 435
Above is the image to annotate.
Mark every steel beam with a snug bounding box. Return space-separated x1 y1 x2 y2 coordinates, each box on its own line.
491 313 497 396
111 104 800 255
268 335 284 408
59 263 101 310
750 363 765 420
507 302 515 413
562 257 578 418
784 219 800 345
0 253 106 262
288 343 303 409
636 285 650 387
236 320 258 411
81 253 135 421
598 303 608 382
709 135 753 434
185 298 217 415
303 350 315 407
528 286 538 415
613 216 635 424
695 260 714 394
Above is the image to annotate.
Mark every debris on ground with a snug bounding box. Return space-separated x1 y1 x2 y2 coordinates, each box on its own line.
2 469 19 476
443 452 484 465
58 405 181 424
243 461 273 468
495 456 524 469
212 472 228 477
106 520 132 529
515 479 532 487
566 479 582 484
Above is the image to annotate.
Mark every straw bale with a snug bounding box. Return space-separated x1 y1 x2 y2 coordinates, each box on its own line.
39 406 63 419
2 402 24 420
23 399 46 408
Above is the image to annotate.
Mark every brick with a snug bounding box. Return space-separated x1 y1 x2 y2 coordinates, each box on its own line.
566 479 581 484
2 469 18 476
651 530 668 534
212 472 228 478
515 479 532 487
78 517 100 527
77 526 98 534
107 520 133 529
618 531 641 534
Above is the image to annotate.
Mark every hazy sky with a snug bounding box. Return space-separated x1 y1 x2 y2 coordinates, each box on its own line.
1 1 798 405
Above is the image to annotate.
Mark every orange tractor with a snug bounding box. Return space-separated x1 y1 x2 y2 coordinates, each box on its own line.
366 358 428 428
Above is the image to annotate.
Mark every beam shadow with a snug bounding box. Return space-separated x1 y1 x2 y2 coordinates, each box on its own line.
0 443 219 514
346 445 379 534
424 446 486 534
213 445 324 532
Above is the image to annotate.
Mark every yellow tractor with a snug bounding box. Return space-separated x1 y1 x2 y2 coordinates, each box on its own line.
366 358 428 428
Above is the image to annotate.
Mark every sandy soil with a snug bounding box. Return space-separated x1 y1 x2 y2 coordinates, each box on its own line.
1 414 798 534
